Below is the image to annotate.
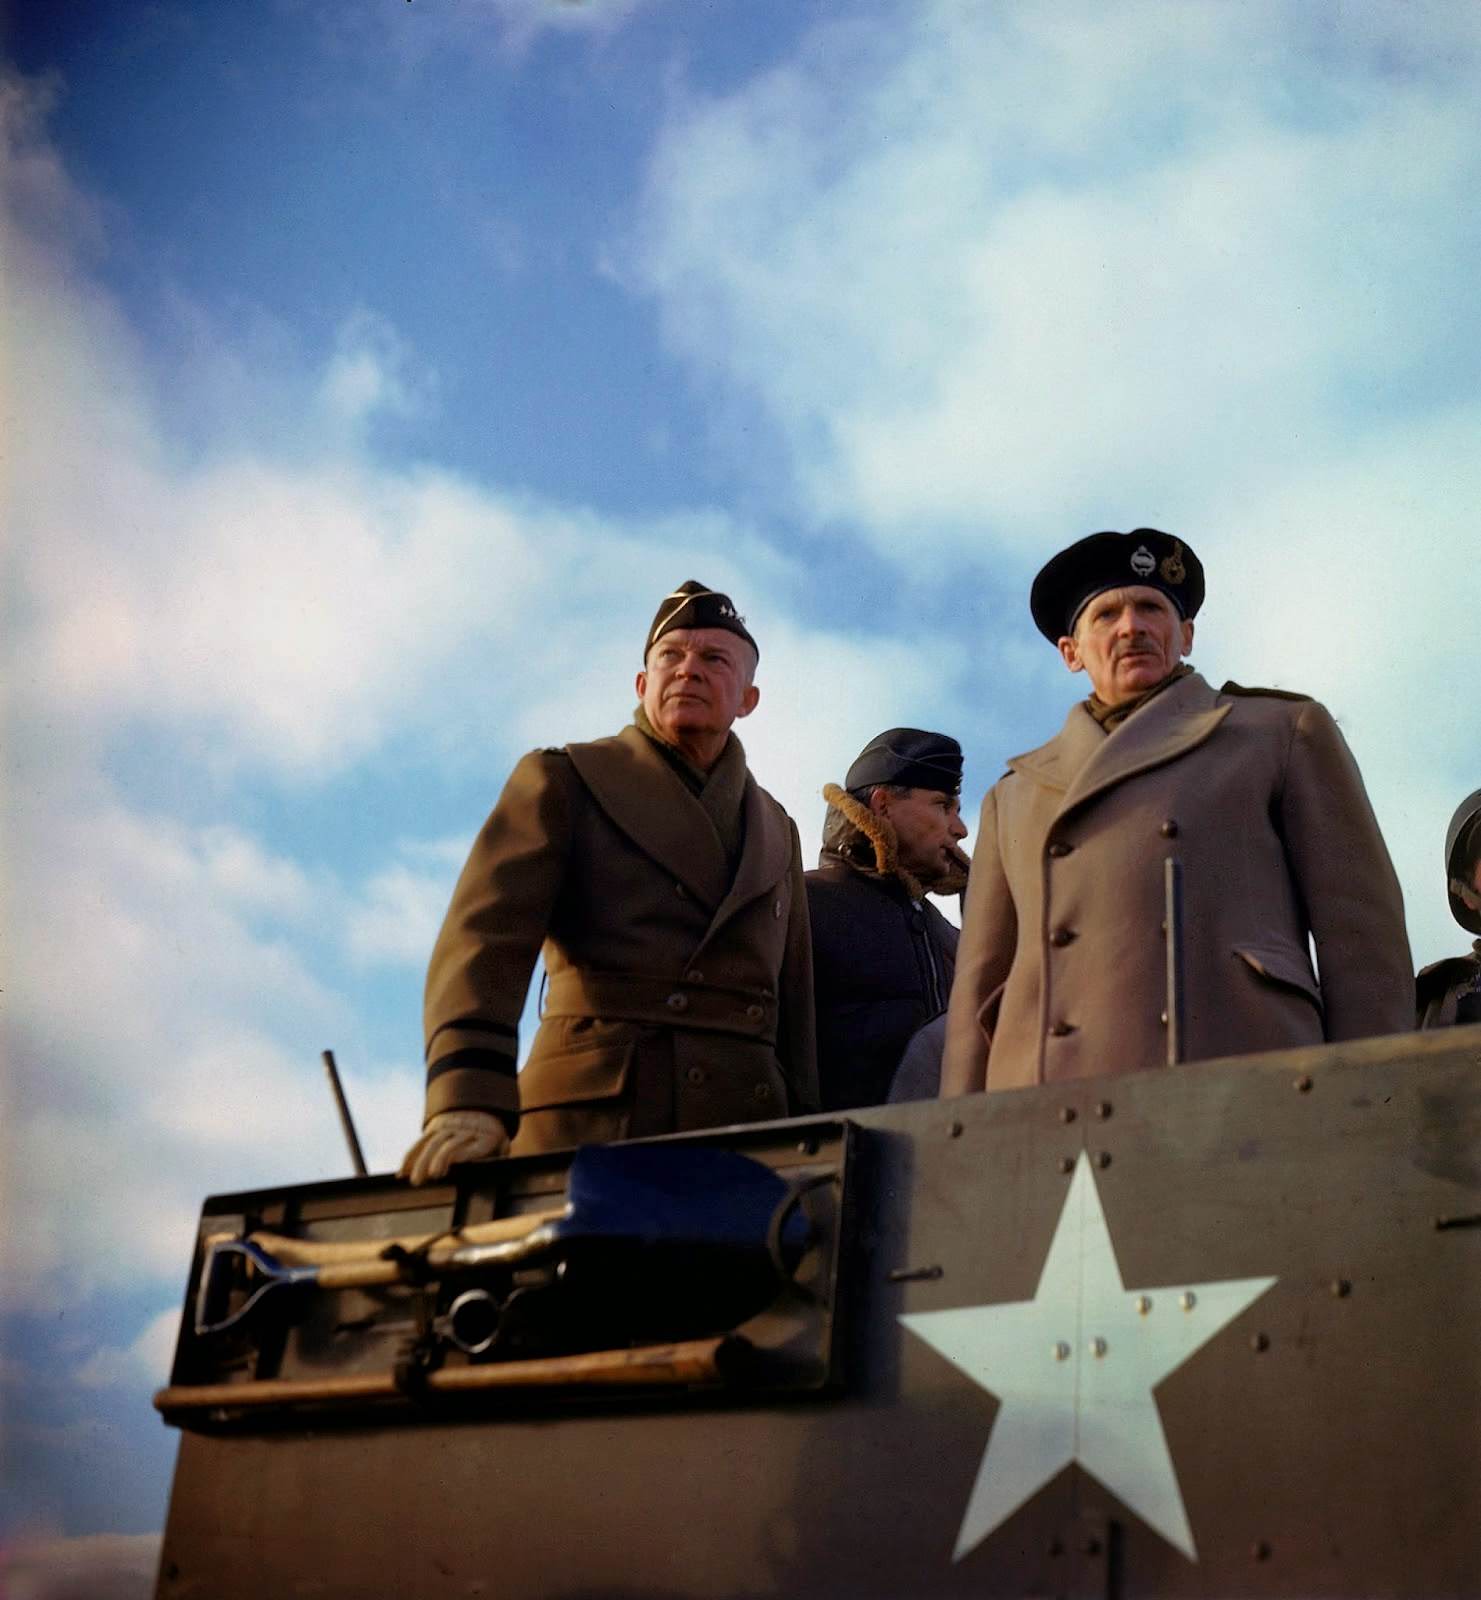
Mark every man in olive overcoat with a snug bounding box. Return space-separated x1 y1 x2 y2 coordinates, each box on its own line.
942 528 1412 1097
401 581 817 1183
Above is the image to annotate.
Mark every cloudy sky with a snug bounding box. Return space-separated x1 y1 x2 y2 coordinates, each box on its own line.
4 0 1479 1557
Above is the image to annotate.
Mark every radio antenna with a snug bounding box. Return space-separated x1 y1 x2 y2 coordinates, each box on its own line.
321 1049 369 1177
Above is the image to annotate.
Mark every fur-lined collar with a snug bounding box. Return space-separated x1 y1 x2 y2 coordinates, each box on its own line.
821 783 927 901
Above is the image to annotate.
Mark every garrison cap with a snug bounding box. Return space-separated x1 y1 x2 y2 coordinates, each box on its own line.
645 580 759 663
1030 528 1205 643
1445 788 1481 934
846 728 963 796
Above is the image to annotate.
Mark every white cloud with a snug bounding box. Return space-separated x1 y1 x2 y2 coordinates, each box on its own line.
316 307 435 439
76 1309 180 1392
634 3 1481 547
486 0 668 55
4 1532 162 1600
345 838 470 967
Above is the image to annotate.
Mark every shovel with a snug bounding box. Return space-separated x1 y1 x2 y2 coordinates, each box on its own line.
195 1141 814 1336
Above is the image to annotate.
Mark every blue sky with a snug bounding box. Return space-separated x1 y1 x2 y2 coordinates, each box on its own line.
4 0 1480 1562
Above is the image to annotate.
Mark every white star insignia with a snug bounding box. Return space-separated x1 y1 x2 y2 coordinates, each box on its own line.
900 1152 1276 1563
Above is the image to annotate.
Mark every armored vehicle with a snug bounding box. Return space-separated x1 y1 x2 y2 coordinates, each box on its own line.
154 1026 1481 1598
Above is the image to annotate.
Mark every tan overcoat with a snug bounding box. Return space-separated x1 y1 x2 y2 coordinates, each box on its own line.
942 672 1413 1094
423 724 817 1155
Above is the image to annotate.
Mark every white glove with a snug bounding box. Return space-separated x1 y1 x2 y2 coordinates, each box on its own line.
398 1109 511 1186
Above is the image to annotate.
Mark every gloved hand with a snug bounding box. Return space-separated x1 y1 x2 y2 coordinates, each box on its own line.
398 1109 511 1186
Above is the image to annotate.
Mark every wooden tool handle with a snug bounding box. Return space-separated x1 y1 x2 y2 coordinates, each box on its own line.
154 1335 747 1415
248 1204 568 1269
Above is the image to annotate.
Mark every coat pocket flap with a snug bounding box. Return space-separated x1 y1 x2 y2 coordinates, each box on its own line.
1234 943 1322 1007
518 1038 636 1110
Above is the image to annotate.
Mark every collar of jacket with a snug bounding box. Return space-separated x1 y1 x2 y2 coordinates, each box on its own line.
819 782 926 901
815 845 924 905
566 724 792 918
1417 941 1481 986
1086 661 1195 730
1006 670 1232 822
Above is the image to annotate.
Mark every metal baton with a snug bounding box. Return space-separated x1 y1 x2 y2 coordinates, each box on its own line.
1163 856 1184 1066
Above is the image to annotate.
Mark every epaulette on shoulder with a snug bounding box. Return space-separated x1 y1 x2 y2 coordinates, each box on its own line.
1220 681 1313 703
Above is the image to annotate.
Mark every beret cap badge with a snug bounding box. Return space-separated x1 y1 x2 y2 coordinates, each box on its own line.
1029 528 1206 642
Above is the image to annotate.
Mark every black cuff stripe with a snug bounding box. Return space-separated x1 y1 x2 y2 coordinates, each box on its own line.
426 1048 517 1087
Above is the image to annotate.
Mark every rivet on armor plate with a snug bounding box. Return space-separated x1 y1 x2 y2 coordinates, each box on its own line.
1089 1337 1107 1358
1180 1291 1197 1311
1330 1278 1352 1298
947 1120 963 1138
1250 1332 1270 1352
1059 1106 1077 1123
1135 1295 1152 1315
1095 1151 1112 1169
1053 1341 1072 1362
1295 1074 1313 1092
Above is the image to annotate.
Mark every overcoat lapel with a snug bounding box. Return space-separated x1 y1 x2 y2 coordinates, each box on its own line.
1008 703 1106 796
706 777 791 932
1059 672 1230 819
1009 673 1232 822
566 727 730 910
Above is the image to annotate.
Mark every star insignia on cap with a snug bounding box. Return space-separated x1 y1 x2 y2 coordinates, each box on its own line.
900 1153 1276 1563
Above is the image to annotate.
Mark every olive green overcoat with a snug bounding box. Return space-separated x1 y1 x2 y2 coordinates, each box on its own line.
423 724 818 1155
942 672 1413 1095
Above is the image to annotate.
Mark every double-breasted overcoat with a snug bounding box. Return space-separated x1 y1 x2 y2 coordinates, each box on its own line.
423 724 817 1155
942 672 1412 1094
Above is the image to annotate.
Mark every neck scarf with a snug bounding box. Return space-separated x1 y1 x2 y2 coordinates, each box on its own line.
633 705 749 867
1088 662 1194 732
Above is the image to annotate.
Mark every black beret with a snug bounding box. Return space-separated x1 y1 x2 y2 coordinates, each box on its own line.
1030 529 1205 643
1445 788 1481 934
846 728 963 796
645 579 759 662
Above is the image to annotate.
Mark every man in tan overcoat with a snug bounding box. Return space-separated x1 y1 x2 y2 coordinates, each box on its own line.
401 581 817 1184
942 528 1412 1097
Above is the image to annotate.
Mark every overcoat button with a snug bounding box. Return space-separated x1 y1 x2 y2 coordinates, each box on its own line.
1159 819 1179 838
1050 927 1076 947
686 1066 705 1085
686 969 704 983
772 898 783 919
675 883 687 897
745 1003 764 1021
1047 841 1073 858
666 992 689 1013
1048 1020 1076 1037
753 1082 772 1102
